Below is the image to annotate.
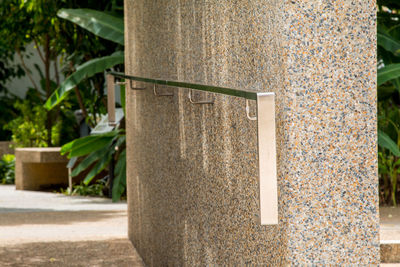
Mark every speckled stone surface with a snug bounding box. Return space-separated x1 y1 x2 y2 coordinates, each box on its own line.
125 0 378 265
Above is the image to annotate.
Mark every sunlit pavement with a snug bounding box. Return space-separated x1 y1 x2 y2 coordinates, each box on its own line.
0 185 144 266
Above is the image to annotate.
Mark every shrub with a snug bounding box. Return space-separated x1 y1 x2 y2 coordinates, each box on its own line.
0 154 15 184
4 101 59 147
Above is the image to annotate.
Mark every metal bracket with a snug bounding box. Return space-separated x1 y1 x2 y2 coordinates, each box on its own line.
116 80 145 90
256 92 277 225
117 80 146 90
106 75 124 128
106 74 116 126
130 80 146 90
107 72 278 225
188 89 214 104
246 99 257 121
153 84 174 96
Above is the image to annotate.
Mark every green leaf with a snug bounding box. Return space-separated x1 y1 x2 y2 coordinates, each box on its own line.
45 52 124 110
57 8 124 45
68 136 115 158
72 133 125 177
378 32 400 56
83 148 113 185
378 130 400 157
61 130 118 154
61 131 119 158
71 145 110 177
112 149 126 202
378 63 400 86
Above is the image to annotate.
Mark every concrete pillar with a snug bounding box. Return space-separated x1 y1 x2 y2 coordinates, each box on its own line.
125 0 378 265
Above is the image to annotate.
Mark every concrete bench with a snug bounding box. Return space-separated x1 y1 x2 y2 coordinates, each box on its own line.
15 147 68 191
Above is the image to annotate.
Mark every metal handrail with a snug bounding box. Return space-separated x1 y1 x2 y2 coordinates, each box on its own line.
108 71 259 100
106 71 278 225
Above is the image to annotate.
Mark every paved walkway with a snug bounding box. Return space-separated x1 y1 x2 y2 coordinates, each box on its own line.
3 184 396 265
0 185 144 266
381 207 400 265
381 206 400 244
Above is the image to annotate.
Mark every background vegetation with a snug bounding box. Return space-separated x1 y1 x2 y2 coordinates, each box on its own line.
378 1 400 205
0 0 126 200
0 0 123 147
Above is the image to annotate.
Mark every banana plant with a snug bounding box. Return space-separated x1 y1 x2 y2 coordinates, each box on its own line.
57 8 124 45
45 8 124 110
377 9 400 155
378 130 400 157
377 1 400 205
45 50 124 109
61 130 126 201
49 8 126 201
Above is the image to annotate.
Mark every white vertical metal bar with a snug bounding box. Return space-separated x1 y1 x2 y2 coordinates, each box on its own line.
257 92 278 225
107 74 116 126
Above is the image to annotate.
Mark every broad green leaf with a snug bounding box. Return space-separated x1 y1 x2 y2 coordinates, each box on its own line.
72 134 125 177
57 8 124 45
378 130 400 157
71 145 111 177
68 136 115 158
112 149 126 202
378 32 400 56
45 52 124 110
61 131 119 158
83 148 114 185
378 63 400 86
61 130 118 154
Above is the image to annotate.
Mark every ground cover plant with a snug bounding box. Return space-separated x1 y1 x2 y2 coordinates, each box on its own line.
0 154 15 184
60 180 106 197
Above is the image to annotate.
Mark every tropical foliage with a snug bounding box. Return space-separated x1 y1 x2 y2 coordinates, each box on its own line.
0 0 76 146
378 1 400 205
0 154 15 185
61 130 126 201
0 95 20 141
45 8 124 112
5 101 58 147
0 0 123 145
0 1 125 200
52 7 127 201
67 180 107 197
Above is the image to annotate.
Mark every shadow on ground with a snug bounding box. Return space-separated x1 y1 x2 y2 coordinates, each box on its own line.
0 239 144 267
0 209 126 226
